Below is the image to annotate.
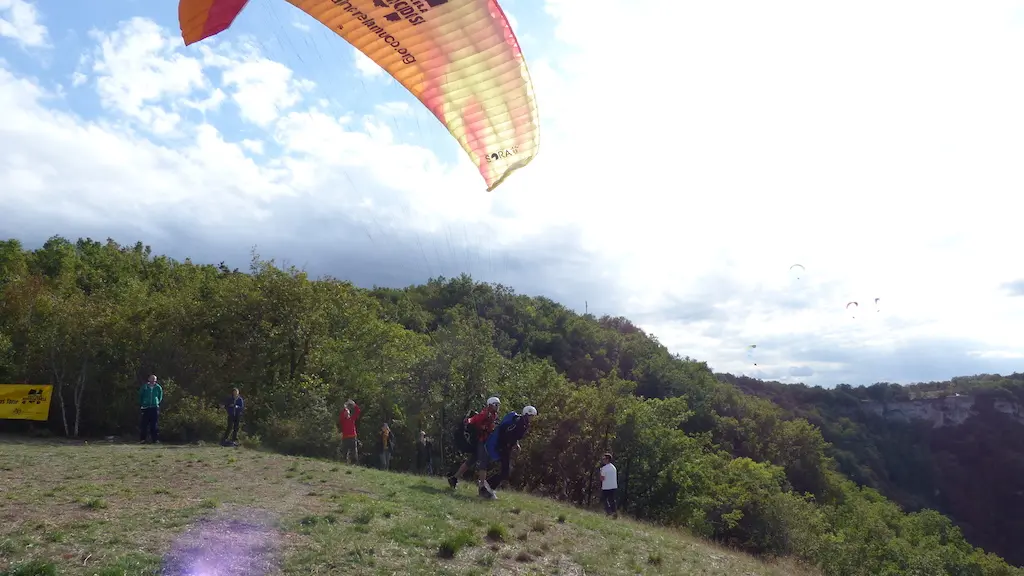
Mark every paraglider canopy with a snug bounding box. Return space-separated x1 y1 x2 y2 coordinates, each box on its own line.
177 0 541 192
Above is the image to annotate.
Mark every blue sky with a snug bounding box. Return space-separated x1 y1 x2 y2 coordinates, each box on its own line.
1 0 1023 387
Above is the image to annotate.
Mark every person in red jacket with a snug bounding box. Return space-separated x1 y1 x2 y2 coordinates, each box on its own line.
337 399 361 464
447 396 501 499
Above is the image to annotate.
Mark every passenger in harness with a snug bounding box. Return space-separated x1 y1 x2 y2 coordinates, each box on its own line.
484 405 537 493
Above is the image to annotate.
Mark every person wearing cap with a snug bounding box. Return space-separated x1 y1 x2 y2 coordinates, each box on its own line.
447 396 501 497
337 399 361 464
484 405 537 495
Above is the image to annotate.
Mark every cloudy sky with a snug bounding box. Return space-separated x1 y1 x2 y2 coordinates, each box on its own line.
1 0 1023 387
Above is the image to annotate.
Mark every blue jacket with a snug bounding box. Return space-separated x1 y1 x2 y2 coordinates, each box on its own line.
225 395 244 417
485 411 530 460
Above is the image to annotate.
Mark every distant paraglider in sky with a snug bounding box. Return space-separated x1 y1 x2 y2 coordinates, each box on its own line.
846 301 858 318
747 344 757 366
177 0 540 192
874 297 881 312
789 263 805 280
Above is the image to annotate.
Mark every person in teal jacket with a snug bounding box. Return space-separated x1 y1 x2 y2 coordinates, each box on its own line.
139 375 163 443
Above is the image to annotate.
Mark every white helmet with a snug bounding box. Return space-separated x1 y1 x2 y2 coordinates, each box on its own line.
486 396 501 407
522 405 537 416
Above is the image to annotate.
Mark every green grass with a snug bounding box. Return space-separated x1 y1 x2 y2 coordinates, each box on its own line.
0 436 816 575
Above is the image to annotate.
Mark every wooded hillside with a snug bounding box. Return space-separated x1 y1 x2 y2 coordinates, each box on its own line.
721 373 1024 567
0 236 1020 576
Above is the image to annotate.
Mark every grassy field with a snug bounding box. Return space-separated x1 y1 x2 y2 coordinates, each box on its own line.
0 437 814 576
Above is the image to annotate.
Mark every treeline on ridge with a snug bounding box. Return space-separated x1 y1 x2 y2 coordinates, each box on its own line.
0 235 1020 576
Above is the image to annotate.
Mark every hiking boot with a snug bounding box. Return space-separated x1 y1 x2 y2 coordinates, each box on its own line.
478 485 498 500
447 475 458 489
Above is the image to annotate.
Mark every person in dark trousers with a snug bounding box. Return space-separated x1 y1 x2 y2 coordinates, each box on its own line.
447 396 501 499
337 399 361 464
221 388 244 446
379 422 395 470
484 405 537 492
139 375 163 444
417 431 434 475
600 453 618 517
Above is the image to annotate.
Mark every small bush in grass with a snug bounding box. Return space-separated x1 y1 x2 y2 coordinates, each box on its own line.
299 514 338 527
353 509 375 525
485 523 508 542
530 519 547 533
438 529 479 559
1 559 58 576
647 552 663 566
557 513 567 524
82 497 107 510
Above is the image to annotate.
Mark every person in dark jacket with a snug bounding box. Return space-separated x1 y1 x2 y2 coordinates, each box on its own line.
417 430 434 475
484 405 537 492
139 375 163 444
221 388 244 446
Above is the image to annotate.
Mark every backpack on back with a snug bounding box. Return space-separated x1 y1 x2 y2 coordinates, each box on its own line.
451 409 478 454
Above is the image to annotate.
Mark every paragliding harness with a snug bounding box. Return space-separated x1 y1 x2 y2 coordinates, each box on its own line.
486 411 522 458
452 409 479 454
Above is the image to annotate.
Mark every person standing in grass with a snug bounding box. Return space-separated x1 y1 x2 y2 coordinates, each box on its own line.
380 422 395 470
337 399 360 464
417 431 434 475
139 375 163 444
600 453 618 517
221 387 244 446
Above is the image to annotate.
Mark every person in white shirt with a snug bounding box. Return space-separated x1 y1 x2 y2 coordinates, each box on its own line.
599 453 618 517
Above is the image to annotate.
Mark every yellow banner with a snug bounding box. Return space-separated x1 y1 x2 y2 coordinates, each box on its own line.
0 384 53 421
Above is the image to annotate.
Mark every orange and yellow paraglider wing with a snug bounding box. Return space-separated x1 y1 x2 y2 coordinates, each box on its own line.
286 0 539 191
179 0 250 46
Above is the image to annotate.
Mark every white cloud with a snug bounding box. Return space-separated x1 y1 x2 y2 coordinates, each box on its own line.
86 18 206 135
241 139 265 155
516 0 1024 382
183 87 226 114
2 3 1024 387
374 101 410 116
211 53 314 127
352 49 384 78
0 0 47 48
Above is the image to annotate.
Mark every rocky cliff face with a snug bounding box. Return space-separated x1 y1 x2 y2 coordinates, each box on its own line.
862 394 1024 428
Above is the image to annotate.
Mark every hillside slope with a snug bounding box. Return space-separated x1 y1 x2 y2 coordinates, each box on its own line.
1 236 1021 575
721 373 1024 567
0 437 812 576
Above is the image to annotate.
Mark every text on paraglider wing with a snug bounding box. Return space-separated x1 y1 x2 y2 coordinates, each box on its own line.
331 0 456 65
487 145 520 163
